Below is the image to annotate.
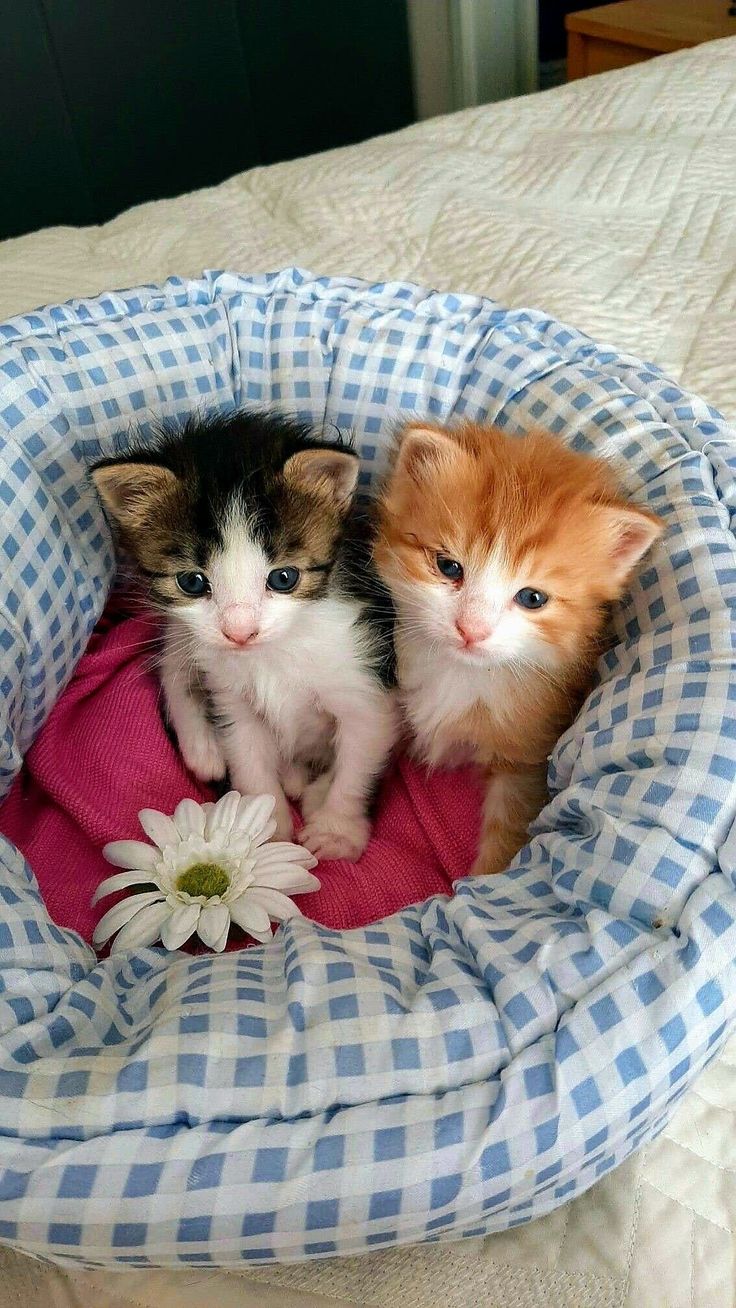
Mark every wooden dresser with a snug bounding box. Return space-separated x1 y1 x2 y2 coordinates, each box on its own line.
566 0 736 80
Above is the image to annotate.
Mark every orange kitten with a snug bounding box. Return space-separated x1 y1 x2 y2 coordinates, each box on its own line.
375 420 663 876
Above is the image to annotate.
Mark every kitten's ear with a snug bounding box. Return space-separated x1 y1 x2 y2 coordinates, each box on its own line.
599 503 664 583
395 424 459 482
90 462 180 533
282 448 359 508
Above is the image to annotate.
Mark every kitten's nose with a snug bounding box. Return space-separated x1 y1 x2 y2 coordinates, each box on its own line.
220 607 259 647
455 617 492 647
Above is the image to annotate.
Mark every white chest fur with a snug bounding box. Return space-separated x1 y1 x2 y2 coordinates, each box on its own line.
200 595 378 762
191 592 398 859
397 630 519 767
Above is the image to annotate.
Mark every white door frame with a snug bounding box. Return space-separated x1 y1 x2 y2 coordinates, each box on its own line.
407 0 539 120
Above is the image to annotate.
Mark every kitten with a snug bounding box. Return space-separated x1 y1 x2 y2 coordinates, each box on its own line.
375 419 663 876
91 409 398 862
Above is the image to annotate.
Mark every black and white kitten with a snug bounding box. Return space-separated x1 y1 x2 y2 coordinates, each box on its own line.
91 409 398 861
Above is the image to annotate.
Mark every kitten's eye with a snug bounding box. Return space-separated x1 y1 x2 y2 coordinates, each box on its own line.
176 570 210 598
266 566 300 593
514 587 549 610
436 554 463 583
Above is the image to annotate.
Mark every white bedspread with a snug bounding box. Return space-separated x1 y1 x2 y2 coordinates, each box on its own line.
1 36 734 1308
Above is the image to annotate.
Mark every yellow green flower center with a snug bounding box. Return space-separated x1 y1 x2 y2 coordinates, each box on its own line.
176 862 229 899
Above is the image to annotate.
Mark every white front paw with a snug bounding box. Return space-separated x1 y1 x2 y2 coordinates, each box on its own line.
272 793 295 842
300 772 332 820
300 808 370 862
179 731 226 783
281 762 310 801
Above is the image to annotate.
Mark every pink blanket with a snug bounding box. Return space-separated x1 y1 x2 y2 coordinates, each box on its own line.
0 600 482 949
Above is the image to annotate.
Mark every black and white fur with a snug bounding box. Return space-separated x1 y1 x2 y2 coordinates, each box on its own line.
91 410 397 861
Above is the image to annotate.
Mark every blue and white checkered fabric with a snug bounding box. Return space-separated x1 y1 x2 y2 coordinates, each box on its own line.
0 268 735 1267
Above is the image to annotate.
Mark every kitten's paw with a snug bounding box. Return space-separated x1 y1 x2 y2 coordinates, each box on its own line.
271 792 295 842
300 809 370 862
180 732 227 783
264 784 295 837
281 762 310 801
300 772 332 820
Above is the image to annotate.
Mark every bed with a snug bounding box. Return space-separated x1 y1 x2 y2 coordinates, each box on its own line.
0 37 734 1308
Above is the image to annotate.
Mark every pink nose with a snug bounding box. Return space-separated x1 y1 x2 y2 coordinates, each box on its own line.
455 617 492 647
220 609 259 647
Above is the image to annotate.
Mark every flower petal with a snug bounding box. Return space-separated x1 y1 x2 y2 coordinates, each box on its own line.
246 887 305 923
197 902 231 950
210 920 231 953
204 791 244 841
92 870 157 905
252 865 321 895
93 891 166 946
173 799 206 839
160 901 200 951
102 840 158 872
111 901 172 954
228 895 273 938
138 809 179 850
235 794 277 843
253 842 319 870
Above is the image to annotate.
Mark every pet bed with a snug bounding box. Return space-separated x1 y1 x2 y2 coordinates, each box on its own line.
0 265 734 1269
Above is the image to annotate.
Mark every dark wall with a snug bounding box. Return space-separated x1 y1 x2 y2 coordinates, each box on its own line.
539 1 613 61
0 1 414 240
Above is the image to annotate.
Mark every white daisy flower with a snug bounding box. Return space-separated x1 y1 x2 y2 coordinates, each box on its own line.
92 792 320 955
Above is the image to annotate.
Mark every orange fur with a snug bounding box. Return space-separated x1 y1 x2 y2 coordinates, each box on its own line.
375 420 663 875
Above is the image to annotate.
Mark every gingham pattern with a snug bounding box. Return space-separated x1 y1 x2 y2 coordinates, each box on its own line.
0 268 735 1268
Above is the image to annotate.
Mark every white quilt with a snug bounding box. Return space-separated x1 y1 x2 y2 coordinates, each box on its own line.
0 36 734 1308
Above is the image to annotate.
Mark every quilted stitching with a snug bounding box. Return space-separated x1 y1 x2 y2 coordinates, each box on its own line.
0 267 734 1267
0 39 733 423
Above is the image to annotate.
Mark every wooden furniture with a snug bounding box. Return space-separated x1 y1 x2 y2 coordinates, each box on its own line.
566 0 736 80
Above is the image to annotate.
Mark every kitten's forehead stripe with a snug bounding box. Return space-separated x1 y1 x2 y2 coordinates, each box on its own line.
206 521 266 611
